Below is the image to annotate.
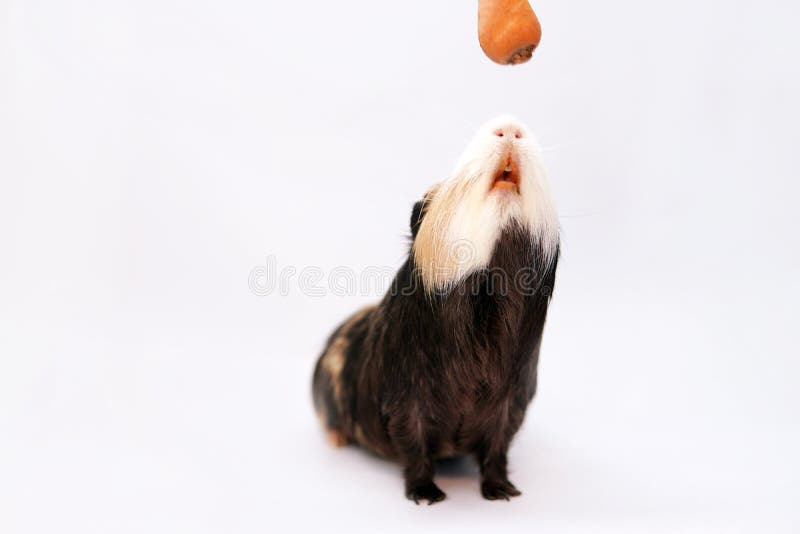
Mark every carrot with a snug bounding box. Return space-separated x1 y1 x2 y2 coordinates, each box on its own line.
478 0 542 65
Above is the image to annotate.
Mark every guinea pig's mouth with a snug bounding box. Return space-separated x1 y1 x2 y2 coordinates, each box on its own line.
491 155 520 193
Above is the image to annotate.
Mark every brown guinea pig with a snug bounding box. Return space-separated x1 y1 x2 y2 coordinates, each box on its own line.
312 115 560 504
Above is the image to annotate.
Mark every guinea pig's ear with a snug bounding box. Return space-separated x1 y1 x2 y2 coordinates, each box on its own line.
410 199 427 239
410 186 439 239
410 185 439 239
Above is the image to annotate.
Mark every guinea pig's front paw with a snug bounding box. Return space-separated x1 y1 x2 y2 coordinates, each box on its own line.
406 481 446 505
480 478 522 501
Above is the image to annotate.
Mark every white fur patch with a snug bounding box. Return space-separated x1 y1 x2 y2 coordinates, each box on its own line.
412 115 559 292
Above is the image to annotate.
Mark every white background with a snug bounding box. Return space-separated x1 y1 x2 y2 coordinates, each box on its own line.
1 0 799 532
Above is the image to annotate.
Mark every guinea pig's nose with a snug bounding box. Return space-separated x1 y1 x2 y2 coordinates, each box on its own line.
494 126 524 139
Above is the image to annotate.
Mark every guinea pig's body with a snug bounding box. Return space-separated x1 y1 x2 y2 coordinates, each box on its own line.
312 116 560 504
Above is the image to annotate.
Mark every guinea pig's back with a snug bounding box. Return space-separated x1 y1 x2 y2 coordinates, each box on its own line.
312 306 376 447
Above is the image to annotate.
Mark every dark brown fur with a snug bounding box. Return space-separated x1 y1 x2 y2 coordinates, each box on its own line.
313 201 559 504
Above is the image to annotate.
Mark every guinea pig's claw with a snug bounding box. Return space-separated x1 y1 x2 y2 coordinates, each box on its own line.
406 481 446 505
481 478 522 501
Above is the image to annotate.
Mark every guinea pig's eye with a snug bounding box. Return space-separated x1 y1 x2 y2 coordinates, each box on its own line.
494 129 504 137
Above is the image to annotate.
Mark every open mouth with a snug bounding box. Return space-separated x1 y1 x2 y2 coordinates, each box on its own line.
491 154 520 192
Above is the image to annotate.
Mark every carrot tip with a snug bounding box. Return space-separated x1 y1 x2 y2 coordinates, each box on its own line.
507 44 537 65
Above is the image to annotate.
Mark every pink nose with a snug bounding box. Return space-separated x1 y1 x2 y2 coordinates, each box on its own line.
493 126 523 139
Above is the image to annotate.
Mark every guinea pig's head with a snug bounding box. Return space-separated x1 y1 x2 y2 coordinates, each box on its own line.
411 115 559 292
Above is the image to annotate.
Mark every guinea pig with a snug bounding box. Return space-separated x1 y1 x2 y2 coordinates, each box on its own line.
312 115 560 504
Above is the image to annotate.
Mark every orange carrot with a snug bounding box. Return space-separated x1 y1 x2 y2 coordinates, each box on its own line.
478 0 542 65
